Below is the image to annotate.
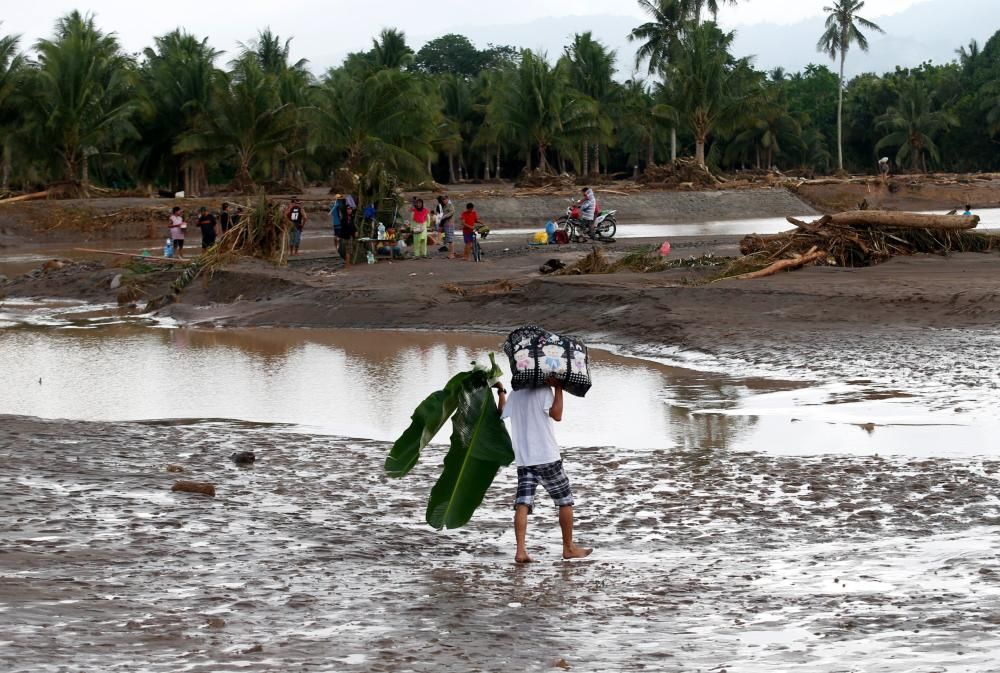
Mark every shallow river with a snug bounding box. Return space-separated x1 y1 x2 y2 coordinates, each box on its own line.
3 302 1000 672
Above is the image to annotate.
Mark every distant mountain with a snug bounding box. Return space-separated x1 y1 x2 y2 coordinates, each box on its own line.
730 0 998 77
406 0 997 80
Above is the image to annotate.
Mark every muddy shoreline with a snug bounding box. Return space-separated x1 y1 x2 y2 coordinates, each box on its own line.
4 415 1000 672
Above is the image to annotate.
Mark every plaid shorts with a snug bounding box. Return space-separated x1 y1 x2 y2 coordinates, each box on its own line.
514 460 574 513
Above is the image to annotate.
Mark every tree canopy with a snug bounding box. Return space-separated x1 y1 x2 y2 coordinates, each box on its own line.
0 8 996 195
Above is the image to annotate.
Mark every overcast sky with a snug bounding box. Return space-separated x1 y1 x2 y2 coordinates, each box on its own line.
5 0 987 77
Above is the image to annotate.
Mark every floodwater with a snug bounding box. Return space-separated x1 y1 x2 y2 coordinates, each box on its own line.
4 305 1000 672
1 301 997 456
469 208 1000 241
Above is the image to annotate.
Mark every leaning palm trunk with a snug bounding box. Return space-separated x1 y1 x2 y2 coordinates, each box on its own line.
837 45 845 172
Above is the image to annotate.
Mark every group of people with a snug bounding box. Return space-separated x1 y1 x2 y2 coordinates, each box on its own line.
166 202 242 259
408 194 484 261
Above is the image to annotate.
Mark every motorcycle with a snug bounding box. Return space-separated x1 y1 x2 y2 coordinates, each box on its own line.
556 204 617 243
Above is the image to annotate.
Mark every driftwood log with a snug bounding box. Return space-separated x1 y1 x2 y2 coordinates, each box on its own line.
736 249 826 280
825 210 979 231
171 480 216 497
0 190 49 204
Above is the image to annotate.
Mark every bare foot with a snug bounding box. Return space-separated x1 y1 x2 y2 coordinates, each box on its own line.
562 545 593 560
514 552 534 564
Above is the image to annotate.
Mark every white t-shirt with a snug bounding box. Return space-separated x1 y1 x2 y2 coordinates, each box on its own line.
500 387 561 467
169 214 185 240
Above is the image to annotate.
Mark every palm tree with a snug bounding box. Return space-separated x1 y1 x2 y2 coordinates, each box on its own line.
438 73 475 182
630 1 738 163
875 80 958 172
0 28 25 190
312 67 435 191
614 79 673 172
487 50 596 173
31 11 138 194
817 0 884 172
138 30 221 194
372 29 414 70
239 30 312 186
175 55 295 191
670 22 750 166
563 32 617 175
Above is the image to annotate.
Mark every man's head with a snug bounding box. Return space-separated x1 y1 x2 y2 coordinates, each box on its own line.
581 187 590 195
415 198 424 209
291 198 300 204
466 202 474 211
966 204 972 211
172 206 181 215
199 207 207 214
222 202 229 211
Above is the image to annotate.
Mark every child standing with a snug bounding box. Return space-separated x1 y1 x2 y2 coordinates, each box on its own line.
410 198 430 259
167 206 186 259
461 202 481 261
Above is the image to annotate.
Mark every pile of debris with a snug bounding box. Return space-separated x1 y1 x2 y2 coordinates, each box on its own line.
514 169 577 190
638 158 721 190
734 210 995 279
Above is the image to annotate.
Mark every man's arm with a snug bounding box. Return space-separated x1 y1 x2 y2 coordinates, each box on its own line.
549 384 563 422
494 383 507 416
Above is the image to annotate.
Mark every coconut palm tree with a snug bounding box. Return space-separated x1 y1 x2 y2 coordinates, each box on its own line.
614 79 673 172
31 11 138 194
817 0 884 172
138 30 221 193
0 28 26 190
487 50 596 173
372 29 414 70
312 67 435 190
630 1 739 163
875 79 958 172
670 22 751 166
175 55 296 192
563 32 617 175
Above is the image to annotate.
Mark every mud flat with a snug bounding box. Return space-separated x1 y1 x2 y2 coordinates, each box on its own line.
3 414 1000 672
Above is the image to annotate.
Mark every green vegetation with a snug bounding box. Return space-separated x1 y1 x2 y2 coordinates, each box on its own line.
386 354 514 530
2 6 1000 195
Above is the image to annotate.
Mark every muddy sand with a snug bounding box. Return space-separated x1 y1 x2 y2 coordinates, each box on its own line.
5 415 1000 672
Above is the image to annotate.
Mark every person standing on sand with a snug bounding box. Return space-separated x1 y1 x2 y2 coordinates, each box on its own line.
410 198 430 259
167 206 186 259
879 157 890 183
495 379 593 564
220 202 232 235
460 202 481 261
330 195 343 247
196 206 216 249
285 198 307 256
437 195 456 258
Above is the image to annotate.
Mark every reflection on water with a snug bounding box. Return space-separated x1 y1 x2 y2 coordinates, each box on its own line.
2 322 997 456
0 325 781 452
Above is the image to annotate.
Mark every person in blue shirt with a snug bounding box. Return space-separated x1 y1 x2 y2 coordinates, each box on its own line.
963 204 973 216
330 195 343 246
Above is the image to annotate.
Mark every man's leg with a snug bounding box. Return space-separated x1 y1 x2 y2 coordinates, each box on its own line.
514 505 532 563
558 505 592 559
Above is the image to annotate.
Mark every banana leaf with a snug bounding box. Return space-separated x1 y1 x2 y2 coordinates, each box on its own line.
426 367 515 530
384 369 474 478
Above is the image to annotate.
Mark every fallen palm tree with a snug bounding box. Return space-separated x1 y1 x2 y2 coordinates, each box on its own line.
733 210 997 279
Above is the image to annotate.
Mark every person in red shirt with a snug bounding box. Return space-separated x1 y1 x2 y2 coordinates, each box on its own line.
460 203 481 261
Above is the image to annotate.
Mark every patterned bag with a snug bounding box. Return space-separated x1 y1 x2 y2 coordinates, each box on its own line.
503 326 592 398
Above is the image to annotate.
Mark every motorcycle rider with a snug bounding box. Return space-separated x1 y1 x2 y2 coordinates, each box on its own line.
577 187 598 239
